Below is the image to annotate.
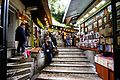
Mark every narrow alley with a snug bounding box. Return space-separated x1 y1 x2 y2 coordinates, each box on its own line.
0 0 119 80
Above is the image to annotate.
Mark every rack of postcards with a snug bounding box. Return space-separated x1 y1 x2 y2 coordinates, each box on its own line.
80 4 114 56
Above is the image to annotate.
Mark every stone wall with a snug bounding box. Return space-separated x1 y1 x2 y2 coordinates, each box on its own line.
83 50 96 65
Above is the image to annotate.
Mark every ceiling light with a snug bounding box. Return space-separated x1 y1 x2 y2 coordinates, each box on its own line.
19 17 22 19
70 23 72 25
96 2 101 8
92 8 96 12
80 18 84 21
101 0 106 4
44 18 47 21
84 14 89 18
96 0 106 8
46 21 48 23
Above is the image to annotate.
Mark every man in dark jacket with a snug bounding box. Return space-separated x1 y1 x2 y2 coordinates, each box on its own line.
15 22 26 54
42 36 54 65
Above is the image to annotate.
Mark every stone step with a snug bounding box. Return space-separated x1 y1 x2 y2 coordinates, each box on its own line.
49 63 93 67
57 47 77 49
7 56 23 63
42 69 96 74
52 58 89 62
58 52 83 55
55 54 87 58
58 49 82 52
37 72 102 80
7 62 33 69
43 66 95 71
36 76 102 80
7 68 31 77
52 60 90 62
7 73 30 80
7 55 34 62
55 56 87 58
52 61 91 65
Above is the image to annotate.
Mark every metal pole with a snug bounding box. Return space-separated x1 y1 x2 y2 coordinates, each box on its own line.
0 0 9 79
111 0 120 80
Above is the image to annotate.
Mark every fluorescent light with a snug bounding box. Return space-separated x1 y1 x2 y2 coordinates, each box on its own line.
19 17 22 19
84 14 89 18
101 0 106 4
92 8 96 12
80 18 84 21
96 2 101 8
89 10 93 14
70 23 72 25
44 18 47 21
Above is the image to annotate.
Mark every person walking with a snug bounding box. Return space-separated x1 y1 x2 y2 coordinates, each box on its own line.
66 34 71 47
15 22 27 54
42 36 54 65
72 33 76 47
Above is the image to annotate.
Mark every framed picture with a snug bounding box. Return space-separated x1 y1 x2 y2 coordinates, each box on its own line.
81 27 84 32
81 24 84 27
117 9 120 16
106 37 112 44
98 44 103 51
104 24 112 36
105 44 112 52
88 24 92 31
117 19 120 30
111 45 113 53
107 5 112 13
117 36 120 45
94 21 97 28
110 13 112 20
103 16 107 24
99 27 103 31
85 27 88 32
98 18 102 26
100 38 105 44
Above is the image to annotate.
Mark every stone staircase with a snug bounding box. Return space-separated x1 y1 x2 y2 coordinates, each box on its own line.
7 55 34 80
36 47 102 80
